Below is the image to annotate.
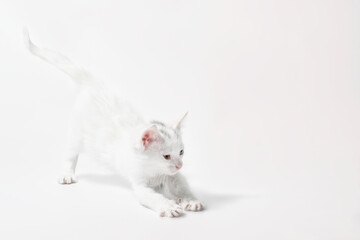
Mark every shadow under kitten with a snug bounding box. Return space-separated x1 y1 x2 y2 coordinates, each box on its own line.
78 173 251 210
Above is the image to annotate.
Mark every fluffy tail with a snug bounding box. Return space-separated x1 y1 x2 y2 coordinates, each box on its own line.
23 28 94 86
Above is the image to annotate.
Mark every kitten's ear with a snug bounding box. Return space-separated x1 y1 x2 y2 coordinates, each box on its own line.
174 112 188 131
141 125 159 149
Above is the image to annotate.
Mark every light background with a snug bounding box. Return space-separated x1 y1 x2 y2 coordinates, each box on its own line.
0 0 359 239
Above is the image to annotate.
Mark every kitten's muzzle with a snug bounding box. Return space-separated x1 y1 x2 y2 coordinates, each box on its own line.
175 163 182 170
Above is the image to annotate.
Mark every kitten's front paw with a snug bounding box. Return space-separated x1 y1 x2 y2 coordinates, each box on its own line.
58 173 77 184
159 200 183 218
178 198 205 211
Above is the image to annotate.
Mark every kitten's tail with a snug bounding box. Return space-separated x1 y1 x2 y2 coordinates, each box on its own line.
23 28 96 86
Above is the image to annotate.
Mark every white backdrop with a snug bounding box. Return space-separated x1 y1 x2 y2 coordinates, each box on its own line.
0 1 359 239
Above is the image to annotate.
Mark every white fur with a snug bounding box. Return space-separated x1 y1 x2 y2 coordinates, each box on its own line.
23 29 204 217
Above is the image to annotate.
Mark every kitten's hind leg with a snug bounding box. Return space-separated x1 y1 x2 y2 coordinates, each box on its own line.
58 123 82 184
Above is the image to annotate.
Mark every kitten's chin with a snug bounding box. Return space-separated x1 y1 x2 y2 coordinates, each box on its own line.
167 167 179 175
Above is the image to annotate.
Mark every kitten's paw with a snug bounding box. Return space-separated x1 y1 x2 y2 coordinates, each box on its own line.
178 198 205 211
159 200 183 218
58 173 77 184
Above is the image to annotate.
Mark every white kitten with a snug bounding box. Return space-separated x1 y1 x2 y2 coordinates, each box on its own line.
23 29 204 217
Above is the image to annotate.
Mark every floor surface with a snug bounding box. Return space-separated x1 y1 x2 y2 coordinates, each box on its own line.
0 1 359 239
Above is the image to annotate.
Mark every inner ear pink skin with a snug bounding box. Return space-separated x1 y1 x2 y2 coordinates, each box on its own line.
142 133 152 147
142 126 158 148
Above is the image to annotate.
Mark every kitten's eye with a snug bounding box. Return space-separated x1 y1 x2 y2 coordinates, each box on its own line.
163 155 171 160
180 150 184 155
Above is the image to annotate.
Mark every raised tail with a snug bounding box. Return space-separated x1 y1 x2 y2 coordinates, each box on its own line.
23 28 94 86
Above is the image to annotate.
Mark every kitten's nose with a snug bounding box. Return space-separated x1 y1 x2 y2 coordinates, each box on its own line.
175 163 182 170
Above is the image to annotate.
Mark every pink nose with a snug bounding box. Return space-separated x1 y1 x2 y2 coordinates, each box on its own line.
175 163 182 170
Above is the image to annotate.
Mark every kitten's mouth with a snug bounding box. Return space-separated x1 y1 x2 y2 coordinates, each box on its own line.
169 166 180 174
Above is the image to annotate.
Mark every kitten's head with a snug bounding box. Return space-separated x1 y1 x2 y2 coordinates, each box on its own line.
138 113 188 176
